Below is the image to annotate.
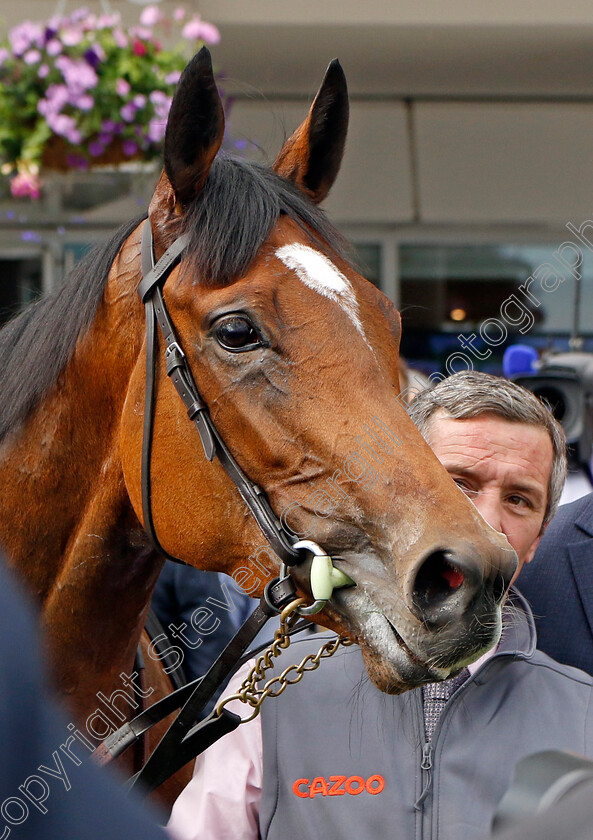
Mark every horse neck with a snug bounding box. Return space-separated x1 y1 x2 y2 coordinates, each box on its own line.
0 246 164 718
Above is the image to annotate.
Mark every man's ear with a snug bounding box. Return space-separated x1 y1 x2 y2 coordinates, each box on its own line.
523 535 542 566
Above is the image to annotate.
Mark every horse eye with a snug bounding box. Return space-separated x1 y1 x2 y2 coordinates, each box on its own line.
215 316 262 352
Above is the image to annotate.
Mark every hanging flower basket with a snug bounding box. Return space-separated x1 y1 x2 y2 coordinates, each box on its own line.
0 5 224 199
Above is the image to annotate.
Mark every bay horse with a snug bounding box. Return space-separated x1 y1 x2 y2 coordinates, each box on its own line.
0 49 516 805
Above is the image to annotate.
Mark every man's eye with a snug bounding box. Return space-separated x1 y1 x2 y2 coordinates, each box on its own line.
507 494 530 508
214 316 263 352
453 478 476 497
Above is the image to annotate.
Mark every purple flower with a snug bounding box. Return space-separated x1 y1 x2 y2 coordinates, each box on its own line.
84 45 105 68
140 6 163 27
182 16 220 45
37 84 69 118
98 132 113 145
66 153 88 170
116 78 131 97
101 119 117 132
21 230 42 241
165 71 181 85
47 112 81 144
9 21 44 55
56 55 98 92
120 102 138 122
89 140 105 157
24 49 42 65
133 94 147 109
0 48 10 66
38 64 50 79
122 139 138 156
46 39 62 57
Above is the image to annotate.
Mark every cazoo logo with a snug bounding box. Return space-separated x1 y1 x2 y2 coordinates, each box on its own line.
292 774 385 798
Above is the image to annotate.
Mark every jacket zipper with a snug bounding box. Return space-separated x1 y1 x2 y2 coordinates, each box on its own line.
414 741 433 810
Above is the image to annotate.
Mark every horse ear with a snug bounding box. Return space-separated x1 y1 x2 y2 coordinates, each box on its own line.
164 47 225 206
273 59 348 204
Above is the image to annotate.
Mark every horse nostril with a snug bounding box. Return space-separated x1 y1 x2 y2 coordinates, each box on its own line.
412 549 479 626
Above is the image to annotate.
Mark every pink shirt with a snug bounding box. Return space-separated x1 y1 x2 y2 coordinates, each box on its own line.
166 646 496 840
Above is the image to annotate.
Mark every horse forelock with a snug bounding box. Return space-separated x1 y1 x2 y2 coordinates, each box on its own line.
0 214 146 442
179 156 354 288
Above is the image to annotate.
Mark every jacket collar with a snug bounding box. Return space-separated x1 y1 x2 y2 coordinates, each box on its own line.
573 493 593 538
490 587 537 662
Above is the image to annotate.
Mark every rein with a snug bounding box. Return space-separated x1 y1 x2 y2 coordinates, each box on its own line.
105 220 355 794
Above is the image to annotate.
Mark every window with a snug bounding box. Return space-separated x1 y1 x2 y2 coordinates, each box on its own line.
398 243 592 375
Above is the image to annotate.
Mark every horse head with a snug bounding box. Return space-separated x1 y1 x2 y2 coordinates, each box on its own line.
119 49 517 693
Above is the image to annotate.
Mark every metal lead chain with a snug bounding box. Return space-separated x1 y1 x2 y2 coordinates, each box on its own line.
216 598 354 723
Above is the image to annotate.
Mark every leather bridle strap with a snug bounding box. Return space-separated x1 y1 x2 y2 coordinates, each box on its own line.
138 221 301 566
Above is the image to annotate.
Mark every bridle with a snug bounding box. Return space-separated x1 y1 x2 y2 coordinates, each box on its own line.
138 219 301 571
106 218 353 794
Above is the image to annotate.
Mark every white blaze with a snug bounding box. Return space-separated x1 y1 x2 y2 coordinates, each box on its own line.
275 243 372 349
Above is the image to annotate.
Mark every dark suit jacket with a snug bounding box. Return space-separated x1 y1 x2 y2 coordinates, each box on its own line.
518 492 593 675
0 555 167 840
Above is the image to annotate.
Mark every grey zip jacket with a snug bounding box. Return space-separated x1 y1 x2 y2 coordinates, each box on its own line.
259 590 593 840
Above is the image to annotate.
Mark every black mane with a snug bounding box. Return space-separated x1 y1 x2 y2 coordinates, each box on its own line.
0 215 145 442
0 156 351 441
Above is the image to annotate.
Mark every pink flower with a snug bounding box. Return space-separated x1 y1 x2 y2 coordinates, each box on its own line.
0 48 9 66
76 93 94 110
116 78 131 96
23 49 41 65
132 39 147 57
140 6 163 27
46 39 62 56
147 118 166 143
10 171 42 200
149 90 172 119
96 13 121 29
165 70 181 85
182 16 220 44
133 94 147 108
38 64 50 78
113 29 128 49
60 26 83 47
173 7 186 21
120 102 138 122
130 27 153 41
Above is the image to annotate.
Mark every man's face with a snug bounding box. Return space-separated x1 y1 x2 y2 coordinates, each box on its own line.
427 410 553 583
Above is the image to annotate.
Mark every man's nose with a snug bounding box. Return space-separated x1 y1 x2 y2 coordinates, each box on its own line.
471 492 504 536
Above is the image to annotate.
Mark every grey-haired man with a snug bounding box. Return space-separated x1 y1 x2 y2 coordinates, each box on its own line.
167 371 592 840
